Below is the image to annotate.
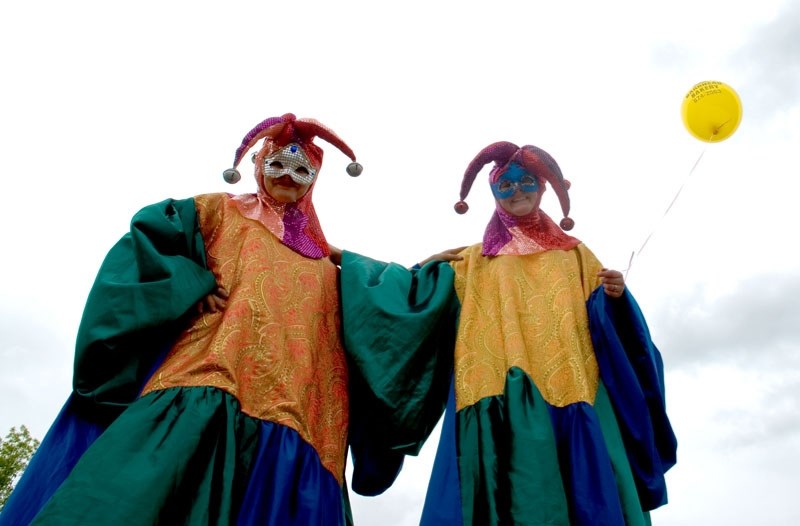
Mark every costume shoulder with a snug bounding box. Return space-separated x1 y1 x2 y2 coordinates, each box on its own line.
0 198 220 526
193 191 232 212
74 196 218 412
461 243 483 259
448 242 482 271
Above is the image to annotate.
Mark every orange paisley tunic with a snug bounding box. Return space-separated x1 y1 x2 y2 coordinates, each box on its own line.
141 193 349 483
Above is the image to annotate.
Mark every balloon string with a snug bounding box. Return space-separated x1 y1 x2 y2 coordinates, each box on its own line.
625 147 707 279
715 117 732 134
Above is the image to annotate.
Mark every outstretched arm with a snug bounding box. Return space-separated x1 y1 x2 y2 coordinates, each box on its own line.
341 250 460 496
415 246 468 268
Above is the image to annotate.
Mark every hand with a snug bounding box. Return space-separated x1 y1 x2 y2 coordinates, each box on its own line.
328 243 343 266
198 285 229 313
417 246 468 267
598 268 625 298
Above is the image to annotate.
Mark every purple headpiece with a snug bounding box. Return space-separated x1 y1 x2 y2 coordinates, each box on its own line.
454 141 574 231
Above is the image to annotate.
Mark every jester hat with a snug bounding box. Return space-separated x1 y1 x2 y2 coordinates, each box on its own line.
454 141 574 230
223 112 362 184
454 141 580 256
225 113 361 259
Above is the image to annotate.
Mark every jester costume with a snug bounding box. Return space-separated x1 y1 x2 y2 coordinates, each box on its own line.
0 114 387 526
342 143 677 525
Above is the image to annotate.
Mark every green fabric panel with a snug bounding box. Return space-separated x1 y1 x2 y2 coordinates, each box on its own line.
340 251 459 455
458 367 570 526
342 482 354 526
73 198 217 414
594 383 649 526
31 387 260 526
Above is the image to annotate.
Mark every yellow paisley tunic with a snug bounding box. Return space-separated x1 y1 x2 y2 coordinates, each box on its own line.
451 242 604 411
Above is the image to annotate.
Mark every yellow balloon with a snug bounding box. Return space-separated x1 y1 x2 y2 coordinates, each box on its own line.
681 81 743 142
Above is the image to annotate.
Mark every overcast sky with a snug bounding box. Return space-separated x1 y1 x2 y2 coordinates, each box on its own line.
2 1 799 525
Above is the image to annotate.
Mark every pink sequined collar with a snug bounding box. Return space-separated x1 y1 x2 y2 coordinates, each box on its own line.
231 185 328 259
482 204 580 256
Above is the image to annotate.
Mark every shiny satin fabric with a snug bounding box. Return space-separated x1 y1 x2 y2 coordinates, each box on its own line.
340 250 676 525
25 387 346 525
2 197 352 526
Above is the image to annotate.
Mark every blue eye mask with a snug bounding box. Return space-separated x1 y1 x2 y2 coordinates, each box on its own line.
490 163 540 200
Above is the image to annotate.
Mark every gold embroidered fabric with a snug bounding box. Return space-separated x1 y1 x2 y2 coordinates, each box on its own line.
451 243 604 410
141 193 348 483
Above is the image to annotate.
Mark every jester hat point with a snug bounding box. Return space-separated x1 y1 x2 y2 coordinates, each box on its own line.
454 141 574 231
222 113 363 184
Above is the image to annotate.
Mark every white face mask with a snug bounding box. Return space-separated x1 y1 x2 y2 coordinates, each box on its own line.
262 143 317 185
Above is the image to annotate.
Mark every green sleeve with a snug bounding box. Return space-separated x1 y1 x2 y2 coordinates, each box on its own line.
72 197 217 418
340 250 459 495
